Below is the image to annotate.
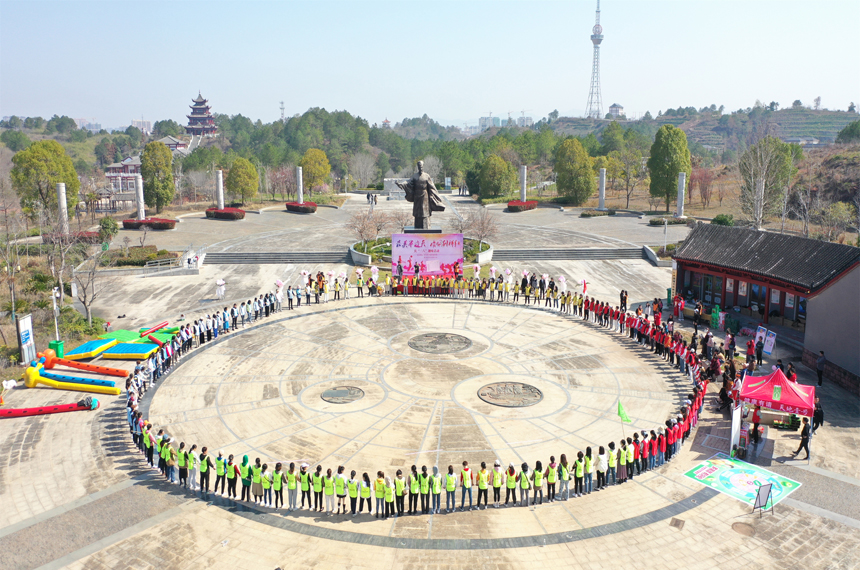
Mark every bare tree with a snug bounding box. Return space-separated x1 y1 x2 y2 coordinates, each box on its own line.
791 184 818 237
814 200 855 242
738 136 794 229
173 159 184 205
691 168 714 208
421 156 443 182
466 208 498 249
185 171 212 203
447 211 474 235
73 249 116 325
388 209 413 233
270 165 296 201
617 149 644 208
345 210 389 248
0 178 24 345
349 153 377 189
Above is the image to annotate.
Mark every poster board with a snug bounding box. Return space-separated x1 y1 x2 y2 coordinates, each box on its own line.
684 453 801 507
17 313 36 365
763 330 777 355
391 233 464 277
755 326 768 345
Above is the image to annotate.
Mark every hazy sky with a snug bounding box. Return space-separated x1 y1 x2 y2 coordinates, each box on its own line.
1 0 858 129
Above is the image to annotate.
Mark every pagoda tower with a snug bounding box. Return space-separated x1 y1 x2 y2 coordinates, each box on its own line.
185 92 217 136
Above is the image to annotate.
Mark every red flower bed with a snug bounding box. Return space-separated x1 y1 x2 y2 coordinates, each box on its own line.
508 200 538 212
122 218 177 230
206 207 246 220
286 201 317 213
42 231 101 244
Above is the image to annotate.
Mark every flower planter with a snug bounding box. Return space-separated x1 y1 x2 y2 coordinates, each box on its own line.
285 201 317 213
205 207 246 220
122 218 177 230
507 200 538 212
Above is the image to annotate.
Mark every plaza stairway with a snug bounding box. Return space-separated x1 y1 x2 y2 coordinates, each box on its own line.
202 251 351 265
492 247 646 261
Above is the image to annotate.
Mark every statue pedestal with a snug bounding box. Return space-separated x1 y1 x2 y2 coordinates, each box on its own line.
404 225 442 234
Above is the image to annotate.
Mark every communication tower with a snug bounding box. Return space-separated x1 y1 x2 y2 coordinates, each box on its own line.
585 0 604 119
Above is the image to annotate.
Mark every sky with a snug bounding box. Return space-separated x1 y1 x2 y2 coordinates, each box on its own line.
1 0 858 129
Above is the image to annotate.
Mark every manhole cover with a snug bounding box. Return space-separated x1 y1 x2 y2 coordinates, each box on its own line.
478 382 543 408
732 522 756 537
408 333 473 354
321 386 365 404
669 518 685 530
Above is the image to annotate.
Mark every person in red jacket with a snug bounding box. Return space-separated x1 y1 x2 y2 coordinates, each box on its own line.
665 421 675 461
658 428 667 466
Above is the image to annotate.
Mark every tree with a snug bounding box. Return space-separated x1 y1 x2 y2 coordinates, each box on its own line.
376 152 391 180
647 125 692 213
466 207 498 249
152 119 183 138
738 135 794 229
548 110 559 122
0 130 31 152
792 100 803 109
767 101 779 111
447 211 474 235
643 111 653 120
616 148 644 208
349 153 377 189
421 155 443 183
388 209 413 233
600 121 625 155
225 157 258 205
299 148 331 195
345 210 376 247
10 140 80 214
478 154 516 199
140 141 174 213
814 201 856 242
554 139 595 206
836 120 860 143
98 217 119 242
814 96 821 110
74 249 116 325
849 102 856 113
691 168 715 208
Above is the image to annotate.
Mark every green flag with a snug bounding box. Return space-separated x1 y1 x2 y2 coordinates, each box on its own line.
617 400 632 423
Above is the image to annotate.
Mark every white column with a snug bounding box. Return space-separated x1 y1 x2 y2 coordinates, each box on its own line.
519 165 527 202
216 169 225 210
56 183 69 235
135 174 145 220
597 168 607 210
296 166 304 204
675 172 686 218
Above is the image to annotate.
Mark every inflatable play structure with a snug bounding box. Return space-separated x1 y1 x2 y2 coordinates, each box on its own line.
40 349 128 377
1 396 100 419
101 343 159 360
24 361 121 396
64 339 118 360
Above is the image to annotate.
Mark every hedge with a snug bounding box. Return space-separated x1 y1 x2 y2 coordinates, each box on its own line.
286 201 317 213
122 218 177 230
580 209 617 218
649 217 689 226
206 207 246 220
507 200 538 212
42 231 101 244
103 245 177 267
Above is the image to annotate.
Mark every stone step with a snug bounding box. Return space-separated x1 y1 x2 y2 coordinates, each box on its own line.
203 252 351 265
492 248 644 261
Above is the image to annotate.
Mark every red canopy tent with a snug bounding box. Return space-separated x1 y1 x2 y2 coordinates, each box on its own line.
739 368 816 417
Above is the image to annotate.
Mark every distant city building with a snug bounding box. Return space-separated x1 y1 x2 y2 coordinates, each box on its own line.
517 116 534 128
105 155 141 192
782 136 821 147
382 118 391 129
608 103 624 118
130 119 151 134
74 118 102 133
185 92 218 137
478 116 502 131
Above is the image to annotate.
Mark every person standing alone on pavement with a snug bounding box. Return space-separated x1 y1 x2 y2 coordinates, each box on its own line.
812 398 824 434
816 351 826 386
792 417 811 459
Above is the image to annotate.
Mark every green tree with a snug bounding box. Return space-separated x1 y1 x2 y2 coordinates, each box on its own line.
226 157 258 205
152 119 183 138
478 154 516 199
600 121 625 155
376 151 391 178
98 217 119 242
836 120 860 143
0 129 31 152
140 141 174 213
647 125 692 213
68 129 87 143
554 138 595 206
10 140 80 215
299 148 331 195
45 115 77 134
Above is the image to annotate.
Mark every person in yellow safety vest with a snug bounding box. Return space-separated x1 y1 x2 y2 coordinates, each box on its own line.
431 466 442 514
347 469 360 517
408 465 420 515
559 454 571 500
286 463 298 511
394 469 406 517
214 450 226 495
155 429 165 475
142 424 154 467
545 455 558 502
584 447 594 495
335 465 348 515
618 441 628 484
162 437 176 483
574 451 585 497
383 475 395 519
476 461 490 509
445 465 457 512
225 454 238 500
177 442 188 488
312 465 324 512
238 455 250 501
186 444 199 492
607 442 618 486
360 472 373 515
299 463 311 508
323 468 335 515
519 462 531 507
272 462 284 509
419 465 431 514
373 471 386 519
459 461 473 511
532 460 545 505
251 457 263 504
492 459 504 508
198 446 214 494
260 463 272 507
385 275 392 296
505 462 518 506
626 437 635 481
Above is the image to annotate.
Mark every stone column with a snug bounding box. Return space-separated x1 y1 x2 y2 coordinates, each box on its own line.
216 170 225 210
519 165 527 202
597 168 607 210
675 172 686 218
135 174 145 220
56 183 69 235
296 166 304 204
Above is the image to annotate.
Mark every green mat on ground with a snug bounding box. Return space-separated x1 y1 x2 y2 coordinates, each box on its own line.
99 329 141 342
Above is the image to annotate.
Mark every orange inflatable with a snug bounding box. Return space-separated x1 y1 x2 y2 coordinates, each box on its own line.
39 349 128 378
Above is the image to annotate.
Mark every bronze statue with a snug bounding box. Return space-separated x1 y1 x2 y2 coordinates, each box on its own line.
396 160 445 229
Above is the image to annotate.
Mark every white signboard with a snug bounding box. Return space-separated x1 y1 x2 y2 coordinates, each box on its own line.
785 293 795 309
770 289 780 304
17 314 36 365
726 278 734 293
755 326 768 345
763 331 777 355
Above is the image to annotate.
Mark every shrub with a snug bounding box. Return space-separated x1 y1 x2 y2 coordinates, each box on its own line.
507 200 538 212
649 217 689 226
580 209 617 218
122 217 177 230
205 207 246 220
42 231 101 244
711 214 735 226
286 201 317 213
98 217 119 241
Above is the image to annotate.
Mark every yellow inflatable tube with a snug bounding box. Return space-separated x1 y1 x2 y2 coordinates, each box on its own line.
23 366 121 396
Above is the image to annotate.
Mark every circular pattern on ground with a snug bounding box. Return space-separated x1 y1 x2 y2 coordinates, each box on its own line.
477 381 543 407
408 332 473 354
321 386 365 404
